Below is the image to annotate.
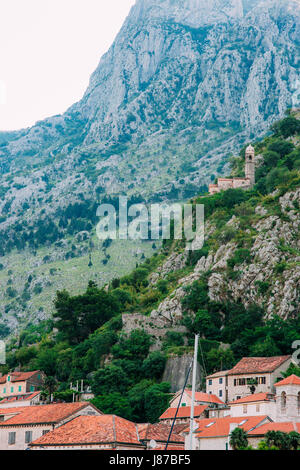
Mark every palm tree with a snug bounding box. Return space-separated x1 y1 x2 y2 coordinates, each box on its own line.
289 431 300 451
43 376 58 403
229 428 248 450
265 431 292 450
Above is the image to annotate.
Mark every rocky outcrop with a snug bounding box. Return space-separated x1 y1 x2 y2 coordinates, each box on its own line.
0 0 299 330
145 188 300 326
122 313 187 350
162 354 203 392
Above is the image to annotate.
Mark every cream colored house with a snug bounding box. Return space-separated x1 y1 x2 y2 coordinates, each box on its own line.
0 402 102 450
170 390 225 408
0 391 41 409
185 375 300 450
229 393 276 420
206 370 230 402
184 415 271 451
206 356 292 403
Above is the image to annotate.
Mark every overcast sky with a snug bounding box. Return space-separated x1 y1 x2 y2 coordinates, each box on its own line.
0 0 136 131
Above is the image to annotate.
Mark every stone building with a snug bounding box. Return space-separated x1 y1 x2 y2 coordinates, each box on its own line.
206 356 292 403
29 416 185 450
274 374 300 423
0 402 102 450
209 145 255 195
0 371 45 398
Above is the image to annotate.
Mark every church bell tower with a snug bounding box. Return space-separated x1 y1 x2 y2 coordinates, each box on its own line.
245 145 255 186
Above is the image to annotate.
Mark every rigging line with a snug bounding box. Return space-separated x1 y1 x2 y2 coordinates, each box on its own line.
198 335 223 445
165 359 193 451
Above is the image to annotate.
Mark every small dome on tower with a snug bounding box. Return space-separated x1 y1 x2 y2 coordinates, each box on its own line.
246 145 255 153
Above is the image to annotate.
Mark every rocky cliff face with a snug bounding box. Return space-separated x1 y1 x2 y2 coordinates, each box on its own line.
121 186 300 350
0 0 299 332
1 0 299 178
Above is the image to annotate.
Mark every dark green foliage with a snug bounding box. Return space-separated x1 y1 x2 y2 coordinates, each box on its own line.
111 330 151 361
227 248 251 269
53 281 120 344
272 116 300 138
91 365 131 395
163 331 184 349
230 428 248 450
141 351 167 380
91 393 133 421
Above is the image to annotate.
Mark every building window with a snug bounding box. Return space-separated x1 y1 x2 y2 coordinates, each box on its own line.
25 431 32 444
181 403 186 407
219 390 223 398
235 378 246 386
257 377 266 385
7 376 10 382
10 387 14 393
8 432 16 445
208 379 212 386
219 378 223 385
281 392 287 412
18 386 22 392
30 386 35 392
3 388 6 394
42 430 49 436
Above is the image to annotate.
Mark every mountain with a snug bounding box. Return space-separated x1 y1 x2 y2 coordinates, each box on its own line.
3 112 300 411
0 0 299 334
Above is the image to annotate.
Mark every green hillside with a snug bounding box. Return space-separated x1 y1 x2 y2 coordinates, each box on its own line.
1 111 300 424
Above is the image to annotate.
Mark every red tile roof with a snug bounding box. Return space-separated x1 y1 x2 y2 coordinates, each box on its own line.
248 421 300 436
228 356 291 375
153 444 184 450
0 402 95 426
137 423 184 444
206 370 230 379
0 371 42 384
0 391 41 403
274 374 300 387
229 393 274 405
194 415 270 438
0 406 29 416
30 415 143 447
159 405 207 420
185 391 225 405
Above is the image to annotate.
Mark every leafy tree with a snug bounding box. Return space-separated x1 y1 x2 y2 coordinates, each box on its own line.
281 363 300 379
54 282 120 344
163 331 184 349
250 335 281 357
265 431 292 450
35 348 57 376
144 382 171 424
15 346 37 367
91 393 133 421
289 431 300 451
206 348 235 373
141 351 166 380
111 330 151 361
91 365 131 396
43 376 58 400
272 116 300 138
229 428 248 450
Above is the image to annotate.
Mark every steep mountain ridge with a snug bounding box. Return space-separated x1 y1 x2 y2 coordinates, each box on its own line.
0 0 299 332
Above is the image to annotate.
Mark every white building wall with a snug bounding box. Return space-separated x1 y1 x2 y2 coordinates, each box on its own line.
230 401 276 420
